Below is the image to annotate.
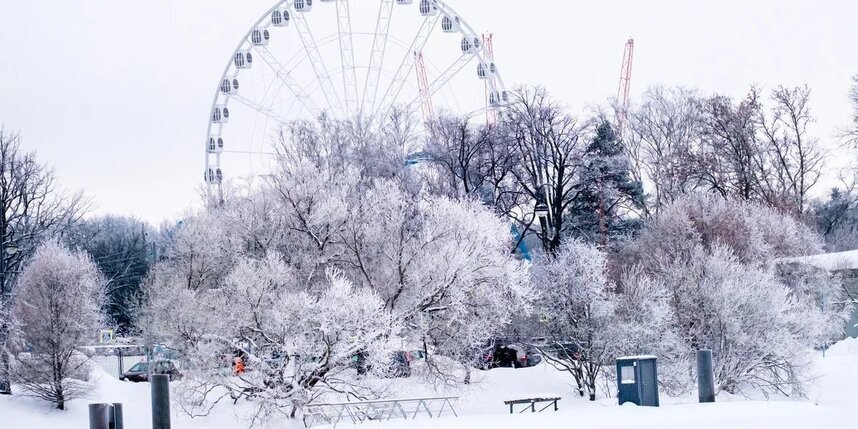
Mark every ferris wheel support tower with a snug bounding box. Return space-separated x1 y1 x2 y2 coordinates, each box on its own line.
414 51 434 121
616 38 634 139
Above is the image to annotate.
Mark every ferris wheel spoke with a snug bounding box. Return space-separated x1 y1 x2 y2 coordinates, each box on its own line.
406 53 474 111
373 13 441 120
293 11 345 117
335 0 359 117
254 46 323 118
361 0 394 117
462 105 496 119
222 149 277 156
230 94 290 124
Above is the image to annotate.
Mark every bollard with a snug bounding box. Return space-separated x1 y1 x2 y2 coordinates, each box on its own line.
697 349 715 403
112 402 124 429
151 374 171 429
89 403 112 429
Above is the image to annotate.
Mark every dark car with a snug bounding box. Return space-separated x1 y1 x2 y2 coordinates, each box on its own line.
120 360 182 382
352 351 411 378
475 340 543 369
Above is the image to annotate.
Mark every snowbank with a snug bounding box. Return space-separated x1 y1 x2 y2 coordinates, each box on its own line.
824 336 858 357
781 249 858 271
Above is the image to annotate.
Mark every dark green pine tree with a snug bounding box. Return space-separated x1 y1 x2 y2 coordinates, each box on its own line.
566 118 644 245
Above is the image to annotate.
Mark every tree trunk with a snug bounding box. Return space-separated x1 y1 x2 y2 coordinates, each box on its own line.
56 388 65 410
0 349 11 395
0 315 11 395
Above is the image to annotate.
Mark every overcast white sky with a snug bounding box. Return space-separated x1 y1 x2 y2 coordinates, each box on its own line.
1 0 856 224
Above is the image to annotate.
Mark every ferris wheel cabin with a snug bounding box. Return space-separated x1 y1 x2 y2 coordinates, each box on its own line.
419 0 439 16
220 78 239 95
271 9 291 26
461 36 481 54
205 168 224 184
294 0 313 12
442 15 461 33
250 28 270 46
208 136 225 153
211 105 230 123
234 50 253 69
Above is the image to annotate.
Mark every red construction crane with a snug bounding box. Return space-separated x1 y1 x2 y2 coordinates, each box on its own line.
616 38 634 139
483 33 496 124
414 51 434 122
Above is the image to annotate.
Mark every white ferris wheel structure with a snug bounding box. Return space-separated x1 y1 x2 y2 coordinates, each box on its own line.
204 0 511 198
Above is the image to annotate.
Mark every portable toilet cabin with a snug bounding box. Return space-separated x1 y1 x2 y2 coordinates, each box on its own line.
616 355 659 407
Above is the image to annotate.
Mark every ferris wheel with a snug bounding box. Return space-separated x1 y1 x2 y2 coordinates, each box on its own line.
204 0 510 197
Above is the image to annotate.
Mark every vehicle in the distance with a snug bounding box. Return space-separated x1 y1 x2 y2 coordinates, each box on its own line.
475 340 543 369
352 351 412 378
119 360 182 382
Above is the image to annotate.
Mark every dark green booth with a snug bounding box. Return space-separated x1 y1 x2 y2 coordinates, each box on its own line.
616 355 659 407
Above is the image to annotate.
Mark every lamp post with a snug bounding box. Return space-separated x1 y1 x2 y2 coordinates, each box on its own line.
534 202 550 251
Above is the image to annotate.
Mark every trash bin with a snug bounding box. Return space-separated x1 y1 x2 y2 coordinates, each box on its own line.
616 355 659 407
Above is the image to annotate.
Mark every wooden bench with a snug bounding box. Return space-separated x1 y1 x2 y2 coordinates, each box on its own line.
503 397 560 414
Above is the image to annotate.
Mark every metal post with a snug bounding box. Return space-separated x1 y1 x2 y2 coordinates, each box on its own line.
696 349 715 403
118 348 124 376
151 374 171 429
112 403 124 429
89 403 112 429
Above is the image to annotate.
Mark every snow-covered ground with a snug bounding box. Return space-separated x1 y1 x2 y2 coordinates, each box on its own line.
3 338 858 429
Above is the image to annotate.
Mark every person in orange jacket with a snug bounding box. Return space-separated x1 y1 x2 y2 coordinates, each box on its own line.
232 356 245 375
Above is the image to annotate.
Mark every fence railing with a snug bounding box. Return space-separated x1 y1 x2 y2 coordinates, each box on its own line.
303 396 459 427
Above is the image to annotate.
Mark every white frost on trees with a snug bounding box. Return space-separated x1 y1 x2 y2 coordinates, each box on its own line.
149 253 398 422
533 240 618 401
141 116 534 421
12 240 105 410
618 195 849 396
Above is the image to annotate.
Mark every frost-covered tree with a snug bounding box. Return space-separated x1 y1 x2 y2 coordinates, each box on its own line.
756 85 825 215
501 86 587 253
12 240 105 409
652 246 837 395
626 85 825 217
141 114 533 421
845 75 858 147
336 181 532 366
0 128 87 395
613 268 688 393
624 87 702 217
811 187 858 252
422 115 519 215
618 195 848 396
621 193 822 270
532 240 618 400
144 254 398 422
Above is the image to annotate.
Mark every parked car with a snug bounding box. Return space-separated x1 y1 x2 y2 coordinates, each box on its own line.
120 360 182 382
352 351 412 378
475 340 542 369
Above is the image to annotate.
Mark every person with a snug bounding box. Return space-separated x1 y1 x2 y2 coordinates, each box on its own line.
232 356 245 375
